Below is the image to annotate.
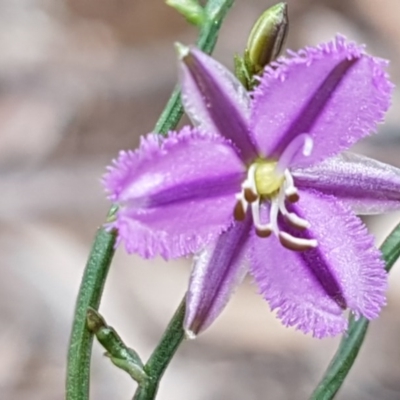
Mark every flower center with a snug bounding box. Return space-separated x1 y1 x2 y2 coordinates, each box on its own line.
234 159 317 251
254 161 284 197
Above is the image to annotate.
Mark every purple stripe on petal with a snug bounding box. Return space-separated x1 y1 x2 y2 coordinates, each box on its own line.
142 173 243 208
278 219 348 311
249 191 387 338
272 57 358 156
251 35 393 167
180 48 258 162
289 190 387 321
184 216 252 337
250 234 347 338
293 152 400 214
103 127 245 259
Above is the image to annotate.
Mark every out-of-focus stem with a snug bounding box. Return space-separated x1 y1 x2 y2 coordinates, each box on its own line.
310 222 400 400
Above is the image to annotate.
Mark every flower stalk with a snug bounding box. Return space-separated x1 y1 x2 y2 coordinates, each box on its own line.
66 222 117 400
86 308 147 384
65 1 235 399
133 298 186 400
155 0 234 135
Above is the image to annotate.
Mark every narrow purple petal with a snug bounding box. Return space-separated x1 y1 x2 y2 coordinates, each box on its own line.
184 216 252 337
293 152 400 214
103 126 245 259
251 35 393 167
179 47 258 162
249 191 387 338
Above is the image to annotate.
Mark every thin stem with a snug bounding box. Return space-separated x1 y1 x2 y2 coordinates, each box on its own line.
310 222 400 400
132 4 236 398
86 308 147 384
66 226 117 400
133 299 186 400
154 0 234 135
66 1 235 399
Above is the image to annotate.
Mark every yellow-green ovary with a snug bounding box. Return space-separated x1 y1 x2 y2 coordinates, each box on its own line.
254 161 284 196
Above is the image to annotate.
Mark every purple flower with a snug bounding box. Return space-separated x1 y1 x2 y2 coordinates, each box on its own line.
103 35 399 338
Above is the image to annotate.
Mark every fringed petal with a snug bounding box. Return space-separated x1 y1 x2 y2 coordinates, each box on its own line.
184 217 252 337
251 35 393 167
179 46 258 162
293 152 400 214
249 190 387 337
103 126 245 259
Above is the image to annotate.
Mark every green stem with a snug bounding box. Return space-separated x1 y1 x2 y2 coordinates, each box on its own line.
133 299 186 400
66 1 235 399
154 0 234 135
86 308 147 384
66 226 117 400
310 222 400 400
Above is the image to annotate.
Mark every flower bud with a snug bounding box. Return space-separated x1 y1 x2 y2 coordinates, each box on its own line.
246 2 288 74
166 0 205 26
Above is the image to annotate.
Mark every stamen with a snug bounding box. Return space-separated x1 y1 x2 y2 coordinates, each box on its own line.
244 187 258 203
251 200 274 234
234 201 246 221
255 227 272 238
284 169 294 187
238 159 316 248
276 134 313 173
278 189 310 230
268 199 280 235
279 231 317 251
284 213 310 229
286 190 299 203
234 194 247 221
244 164 258 193
282 170 299 202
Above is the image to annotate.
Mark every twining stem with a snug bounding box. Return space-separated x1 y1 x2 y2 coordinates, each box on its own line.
66 1 235 399
86 308 147 384
155 0 234 135
133 299 186 400
310 222 400 400
66 223 117 400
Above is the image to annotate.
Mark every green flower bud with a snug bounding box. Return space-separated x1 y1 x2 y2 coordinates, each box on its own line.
246 2 288 74
166 0 206 26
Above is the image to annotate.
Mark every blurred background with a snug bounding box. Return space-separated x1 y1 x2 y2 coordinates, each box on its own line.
1 0 400 399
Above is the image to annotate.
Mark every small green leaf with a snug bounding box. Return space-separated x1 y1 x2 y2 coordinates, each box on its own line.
166 0 206 26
